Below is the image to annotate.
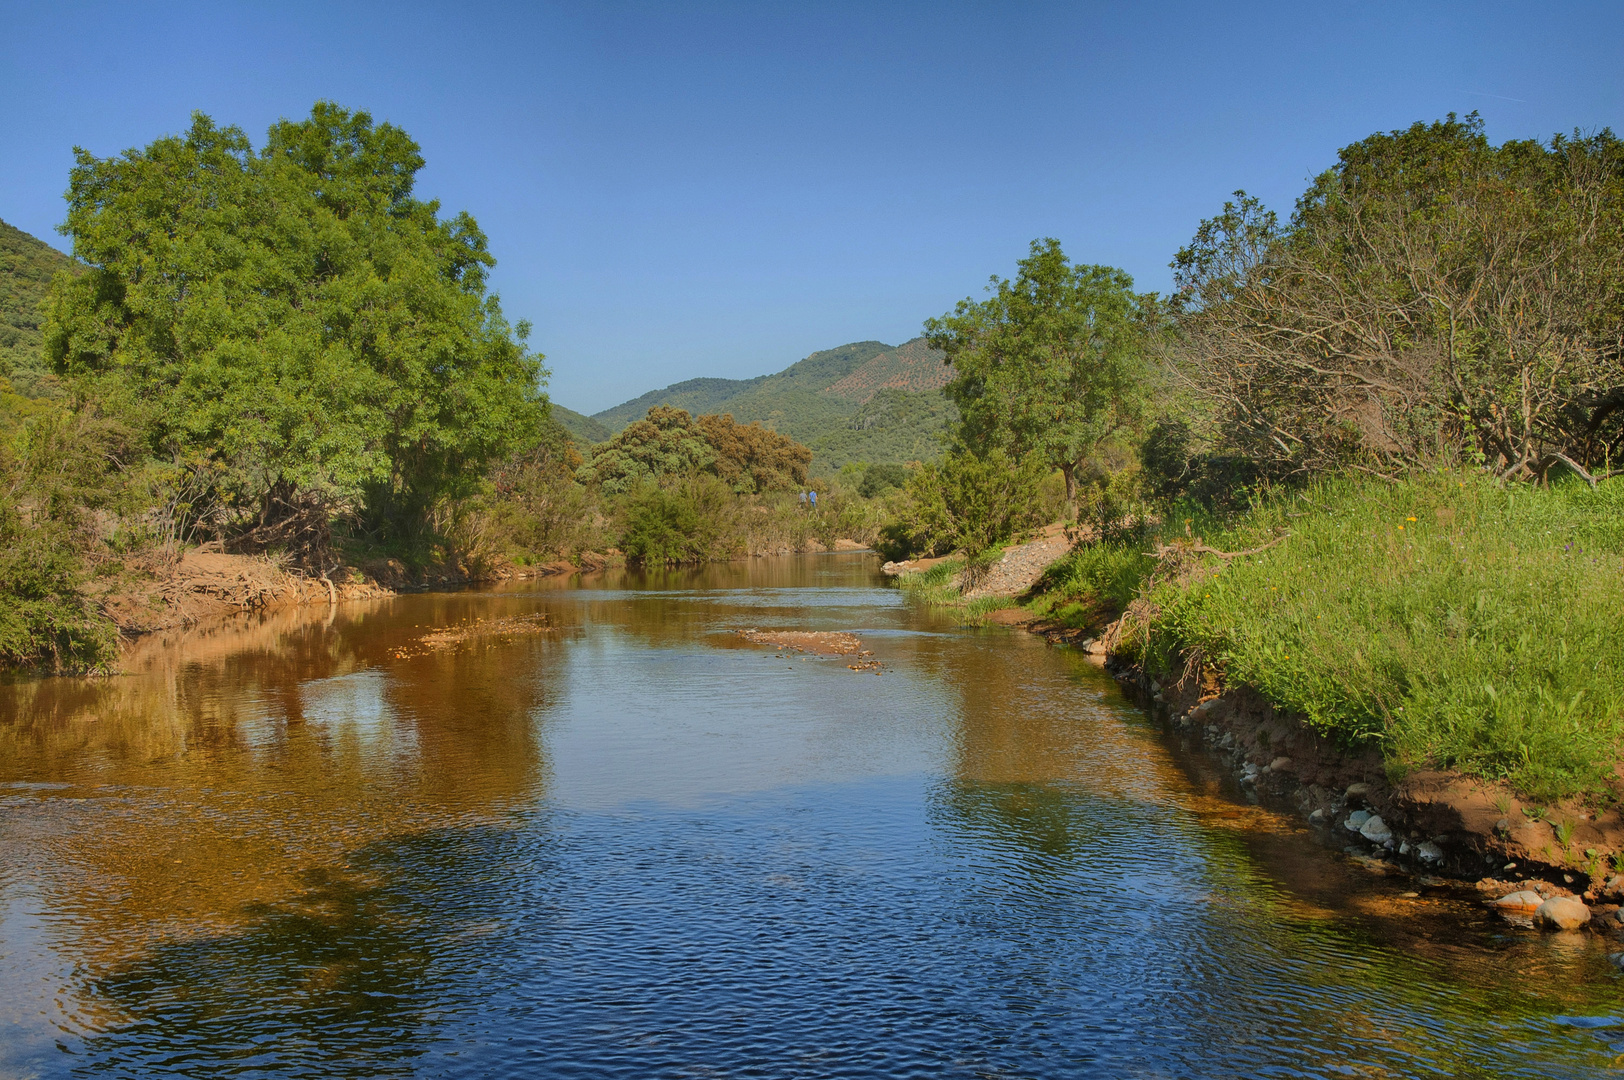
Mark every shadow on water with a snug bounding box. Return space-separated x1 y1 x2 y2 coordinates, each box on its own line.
3 554 1624 1077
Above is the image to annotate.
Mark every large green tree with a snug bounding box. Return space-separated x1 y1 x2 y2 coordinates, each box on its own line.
1171 114 1624 480
925 239 1149 515
44 102 548 548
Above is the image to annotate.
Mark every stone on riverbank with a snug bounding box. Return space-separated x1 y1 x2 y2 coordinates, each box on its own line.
1534 896 1590 931
1359 815 1393 843
1491 890 1545 915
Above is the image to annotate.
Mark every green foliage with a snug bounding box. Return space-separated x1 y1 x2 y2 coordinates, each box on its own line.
926 238 1152 510
0 218 79 402
584 406 716 494
619 475 743 565
1084 473 1624 801
0 498 117 672
858 462 908 497
550 404 613 446
583 406 811 495
809 387 957 473
877 448 1047 561
480 437 598 562
696 412 812 493
582 340 955 475
1026 542 1155 630
0 407 133 673
44 102 548 549
1172 114 1624 480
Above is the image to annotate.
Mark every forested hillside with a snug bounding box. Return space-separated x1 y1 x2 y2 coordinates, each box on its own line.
583 338 954 473
550 403 613 445
0 217 78 401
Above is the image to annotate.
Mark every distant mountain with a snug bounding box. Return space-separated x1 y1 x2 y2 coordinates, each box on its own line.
550 403 613 446
0 217 78 399
591 375 768 432
585 337 955 474
823 338 952 403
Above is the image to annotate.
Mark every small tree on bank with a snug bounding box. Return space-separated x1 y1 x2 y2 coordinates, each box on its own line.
925 238 1151 517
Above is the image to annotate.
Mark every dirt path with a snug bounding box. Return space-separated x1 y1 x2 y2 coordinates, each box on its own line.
963 527 1072 599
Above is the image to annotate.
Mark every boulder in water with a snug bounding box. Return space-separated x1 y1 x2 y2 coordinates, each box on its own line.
1534 896 1590 931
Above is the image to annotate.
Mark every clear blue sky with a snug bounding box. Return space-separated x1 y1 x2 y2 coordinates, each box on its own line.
3 2 1620 413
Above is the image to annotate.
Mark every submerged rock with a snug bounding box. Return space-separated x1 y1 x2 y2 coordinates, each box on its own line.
1534 896 1590 931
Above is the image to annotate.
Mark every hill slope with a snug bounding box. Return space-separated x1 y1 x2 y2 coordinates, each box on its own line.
1 218 77 398
588 338 955 474
550 403 613 446
823 338 951 403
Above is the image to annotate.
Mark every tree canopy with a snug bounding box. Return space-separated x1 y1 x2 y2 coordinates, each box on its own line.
925 239 1150 511
1170 113 1624 481
583 406 811 494
44 102 549 541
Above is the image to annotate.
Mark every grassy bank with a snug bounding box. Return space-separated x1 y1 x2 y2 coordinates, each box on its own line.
1026 473 1624 801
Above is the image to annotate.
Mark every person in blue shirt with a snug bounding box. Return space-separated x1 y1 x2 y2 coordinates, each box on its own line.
808 490 817 510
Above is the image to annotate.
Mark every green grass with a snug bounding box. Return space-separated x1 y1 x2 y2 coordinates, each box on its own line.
1024 541 1157 631
1039 472 1624 801
899 556 1020 621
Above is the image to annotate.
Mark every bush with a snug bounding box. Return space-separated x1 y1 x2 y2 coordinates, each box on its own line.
619 475 744 565
858 462 908 498
877 449 1048 561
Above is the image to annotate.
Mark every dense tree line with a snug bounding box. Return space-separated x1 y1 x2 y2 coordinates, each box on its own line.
884 113 1624 562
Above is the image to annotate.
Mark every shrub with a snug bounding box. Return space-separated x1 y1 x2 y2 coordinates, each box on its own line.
619 475 743 565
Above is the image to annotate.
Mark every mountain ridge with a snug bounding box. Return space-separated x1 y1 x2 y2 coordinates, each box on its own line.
576 336 954 473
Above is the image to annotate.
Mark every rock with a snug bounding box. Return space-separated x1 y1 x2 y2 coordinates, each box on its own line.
1308 808 1326 823
1492 890 1545 915
1415 842 1444 862
1495 817 1511 834
1534 896 1590 931
1609 952 1624 970
1269 756 1291 772
1398 841 1411 856
1360 815 1393 843
1344 782 1371 804
1344 809 1373 831
1599 875 1624 901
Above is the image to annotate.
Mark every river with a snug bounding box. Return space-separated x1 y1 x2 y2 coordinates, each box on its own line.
1 553 1620 1078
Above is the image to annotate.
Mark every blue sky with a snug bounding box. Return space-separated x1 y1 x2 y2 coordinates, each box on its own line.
3 2 1621 413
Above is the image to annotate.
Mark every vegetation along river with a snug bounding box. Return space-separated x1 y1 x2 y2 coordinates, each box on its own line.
2 553 1622 1079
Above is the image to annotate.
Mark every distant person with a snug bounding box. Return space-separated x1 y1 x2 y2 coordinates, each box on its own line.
809 490 817 510
799 491 807 508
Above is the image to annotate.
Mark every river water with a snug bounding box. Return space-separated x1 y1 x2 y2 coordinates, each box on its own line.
1 553 1621 1078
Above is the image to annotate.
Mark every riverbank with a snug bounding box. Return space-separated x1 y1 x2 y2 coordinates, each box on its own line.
91 536 872 656
894 471 1624 933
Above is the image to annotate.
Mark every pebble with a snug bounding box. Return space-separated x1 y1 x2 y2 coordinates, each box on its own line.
1344 809 1372 831
1268 756 1291 772
1534 896 1591 931
1344 782 1371 803
1308 808 1326 823
1415 842 1443 862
